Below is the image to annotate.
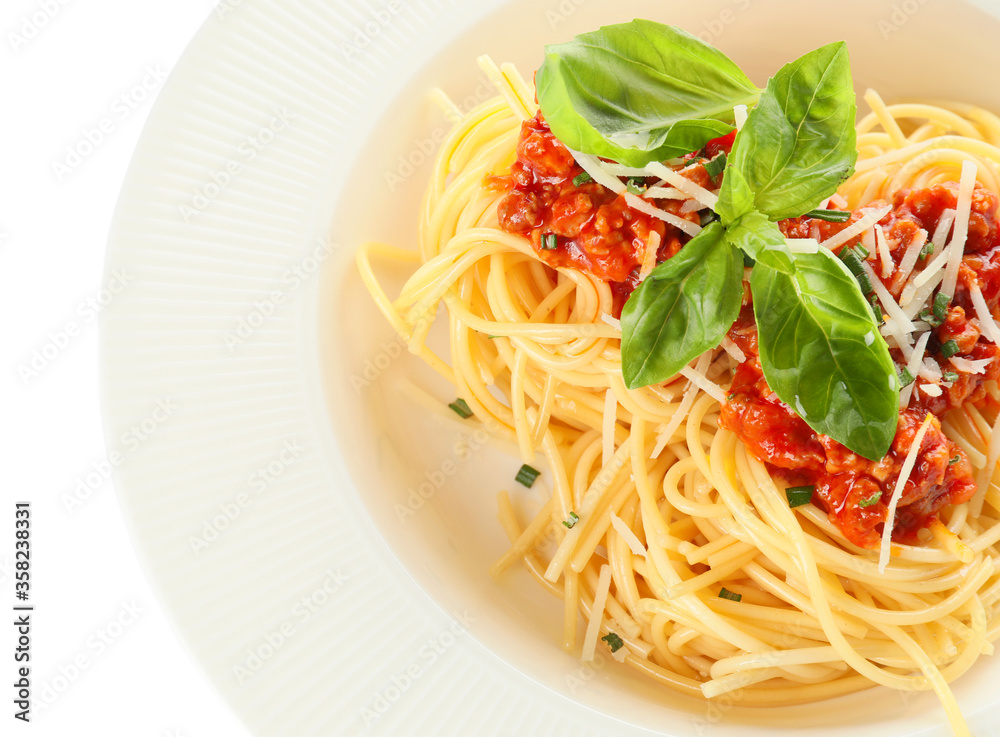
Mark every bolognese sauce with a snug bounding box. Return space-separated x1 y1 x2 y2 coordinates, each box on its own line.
495 111 1000 549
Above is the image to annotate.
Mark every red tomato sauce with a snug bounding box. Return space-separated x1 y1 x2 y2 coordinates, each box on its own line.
494 112 1000 549
493 112 727 312
724 183 1000 548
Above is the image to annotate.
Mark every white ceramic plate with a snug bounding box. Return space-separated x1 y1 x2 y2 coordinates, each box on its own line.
103 1 1000 735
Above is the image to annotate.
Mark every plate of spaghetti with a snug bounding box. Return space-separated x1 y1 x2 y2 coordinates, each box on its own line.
103 1 1000 735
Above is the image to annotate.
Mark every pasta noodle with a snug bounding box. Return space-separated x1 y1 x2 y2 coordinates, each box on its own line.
356 60 1000 736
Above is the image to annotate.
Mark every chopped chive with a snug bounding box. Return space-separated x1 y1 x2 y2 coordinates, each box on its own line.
726 392 737 402
919 241 934 260
703 152 727 181
919 307 944 328
541 233 558 250
625 176 647 195
806 208 851 223
718 587 743 602
515 464 541 488
572 171 593 187
942 370 960 382
601 632 625 652
950 454 961 465
898 367 915 388
785 485 814 508
448 398 473 419
869 294 884 325
487 335 501 340
851 244 870 260
933 292 950 321
859 491 882 508
940 340 960 358
563 511 580 529
840 250 873 294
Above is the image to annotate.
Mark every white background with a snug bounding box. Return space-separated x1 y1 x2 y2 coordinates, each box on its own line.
3 0 251 734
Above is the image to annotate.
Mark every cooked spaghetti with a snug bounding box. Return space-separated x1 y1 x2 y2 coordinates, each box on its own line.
357 52 1000 736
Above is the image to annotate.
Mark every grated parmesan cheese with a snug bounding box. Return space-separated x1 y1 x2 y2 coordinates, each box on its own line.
969 281 1000 345
582 564 612 661
609 510 647 557
900 331 932 409
821 204 892 252
720 335 746 363
734 104 748 130
570 150 626 194
949 356 993 375
940 161 978 301
645 162 719 209
920 383 943 397
891 228 928 292
624 192 702 237
875 225 894 279
679 361 728 402
879 413 935 573
644 186 687 200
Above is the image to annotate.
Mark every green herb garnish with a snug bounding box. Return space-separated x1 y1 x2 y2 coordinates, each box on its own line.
626 176 648 195
601 632 625 652
448 398 473 419
898 367 915 388
540 21 896 461
703 152 728 181
785 485 815 508
718 587 743 602
806 208 851 223
572 171 593 187
942 370 959 382
515 464 541 487
563 511 580 529
919 241 934 260
941 340 960 358
541 233 558 250
950 455 961 465
859 491 882 508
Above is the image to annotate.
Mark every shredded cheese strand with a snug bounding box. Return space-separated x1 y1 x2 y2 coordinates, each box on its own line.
879 414 936 573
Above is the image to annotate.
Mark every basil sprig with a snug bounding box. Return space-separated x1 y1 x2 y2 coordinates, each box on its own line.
537 22 898 460
535 20 760 167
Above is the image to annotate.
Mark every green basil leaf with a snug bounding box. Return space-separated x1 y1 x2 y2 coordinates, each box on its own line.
715 165 755 226
536 20 760 167
621 222 743 389
751 250 899 460
728 41 857 220
725 211 795 275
